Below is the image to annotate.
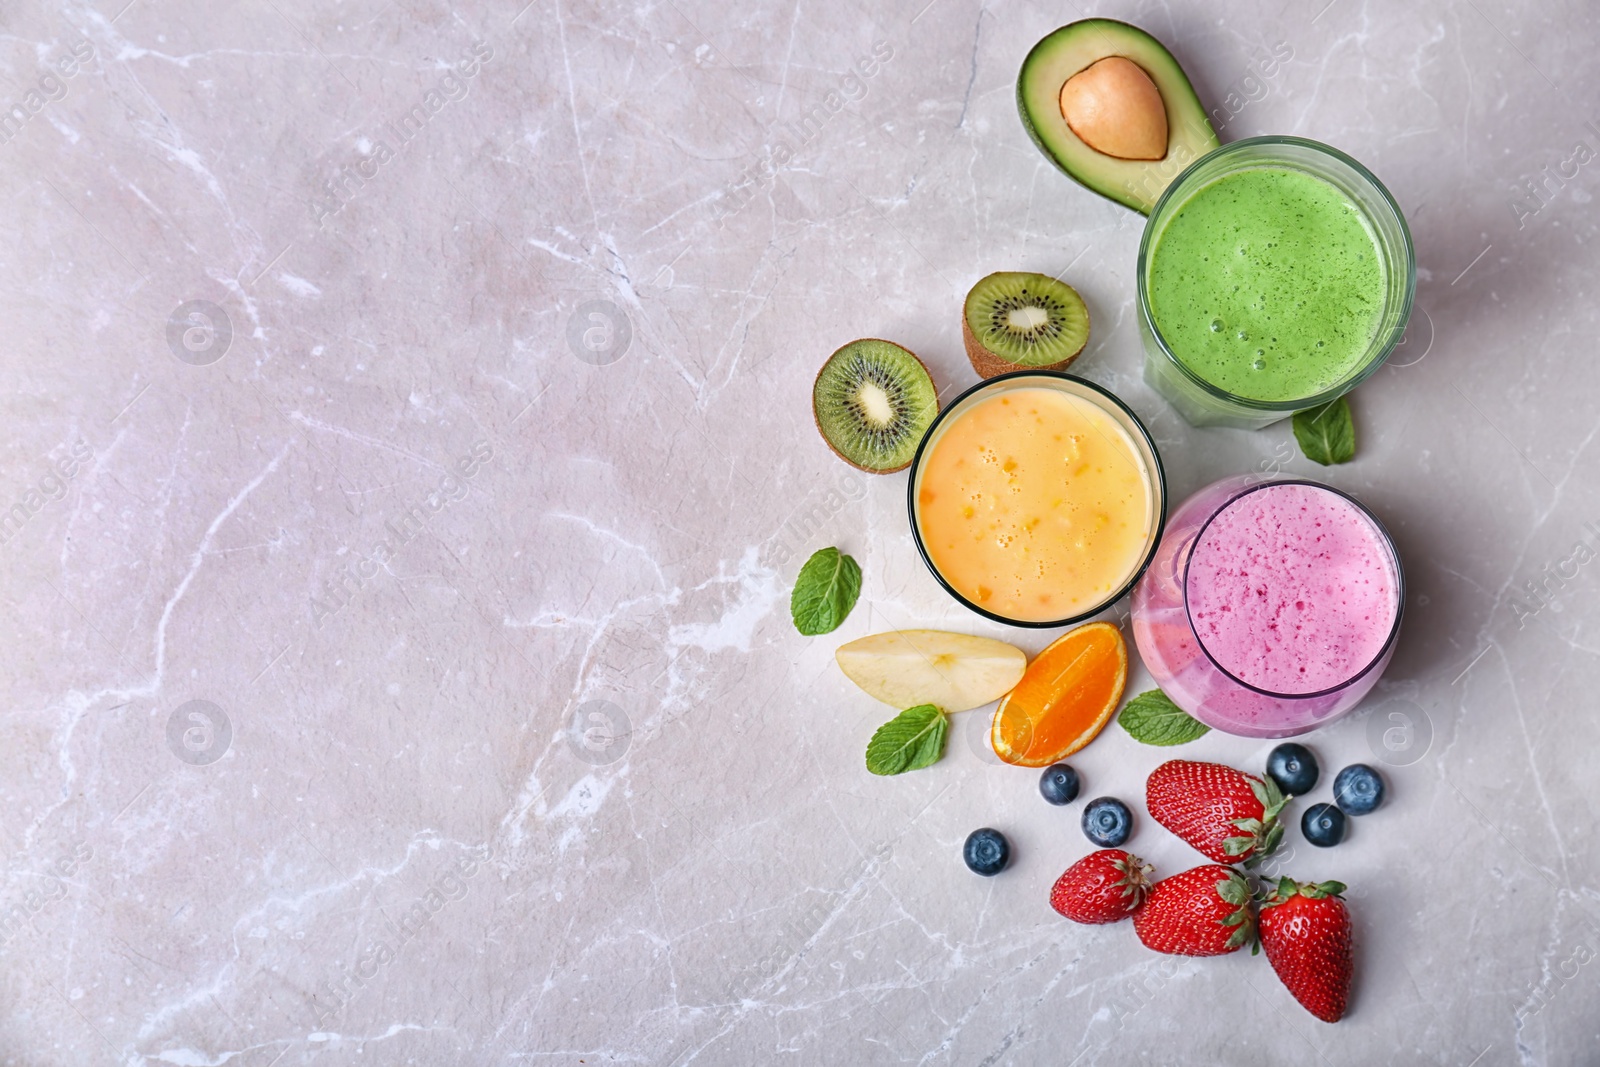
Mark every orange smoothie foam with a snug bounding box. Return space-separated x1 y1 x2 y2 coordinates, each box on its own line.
916 387 1156 622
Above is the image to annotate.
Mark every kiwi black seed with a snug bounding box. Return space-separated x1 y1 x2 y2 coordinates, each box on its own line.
812 339 938 474
962 271 1090 379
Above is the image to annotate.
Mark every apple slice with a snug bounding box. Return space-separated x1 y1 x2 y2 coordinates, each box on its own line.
835 630 1027 712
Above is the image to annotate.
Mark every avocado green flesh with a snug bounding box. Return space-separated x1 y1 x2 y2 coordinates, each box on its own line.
1018 19 1219 214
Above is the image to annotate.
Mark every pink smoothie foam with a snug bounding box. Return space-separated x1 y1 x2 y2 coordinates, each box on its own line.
1185 483 1398 695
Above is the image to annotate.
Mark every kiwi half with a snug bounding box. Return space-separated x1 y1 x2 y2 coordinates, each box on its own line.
813 339 938 474
962 271 1090 379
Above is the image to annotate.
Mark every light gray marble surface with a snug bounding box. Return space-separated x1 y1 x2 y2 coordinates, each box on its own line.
2 0 1597 1063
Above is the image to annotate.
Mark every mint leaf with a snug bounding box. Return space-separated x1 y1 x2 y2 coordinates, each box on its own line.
1117 689 1209 746
1292 397 1356 465
790 547 861 636
866 704 947 776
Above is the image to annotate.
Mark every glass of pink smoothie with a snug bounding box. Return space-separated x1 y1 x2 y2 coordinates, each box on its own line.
1130 475 1403 737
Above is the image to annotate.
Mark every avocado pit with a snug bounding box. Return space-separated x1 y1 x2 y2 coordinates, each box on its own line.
1058 56 1169 162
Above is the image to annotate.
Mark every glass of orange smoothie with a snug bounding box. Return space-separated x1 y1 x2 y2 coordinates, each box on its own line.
908 372 1166 627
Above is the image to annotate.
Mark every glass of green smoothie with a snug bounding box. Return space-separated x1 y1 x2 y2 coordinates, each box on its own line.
1137 136 1414 429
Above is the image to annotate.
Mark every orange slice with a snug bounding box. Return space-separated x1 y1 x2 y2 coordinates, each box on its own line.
991 621 1128 767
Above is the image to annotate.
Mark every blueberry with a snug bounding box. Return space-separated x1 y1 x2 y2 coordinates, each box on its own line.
1081 797 1133 848
1333 763 1385 815
1265 742 1319 796
963 828 1009 876
1038 763 1081 806
1301 802 1347 847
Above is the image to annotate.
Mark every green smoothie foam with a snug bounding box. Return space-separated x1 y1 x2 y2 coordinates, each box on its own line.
1147 166 1385 403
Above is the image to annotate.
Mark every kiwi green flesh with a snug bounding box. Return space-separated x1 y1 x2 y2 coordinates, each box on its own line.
813 340 937 473
964 272 1089 366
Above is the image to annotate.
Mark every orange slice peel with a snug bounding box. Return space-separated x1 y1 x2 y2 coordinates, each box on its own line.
991 621 1128 767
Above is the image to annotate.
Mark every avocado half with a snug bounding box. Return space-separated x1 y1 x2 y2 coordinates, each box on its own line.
1018 19 1219 214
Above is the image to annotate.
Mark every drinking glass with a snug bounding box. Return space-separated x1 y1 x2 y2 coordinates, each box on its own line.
1137 137 1415 429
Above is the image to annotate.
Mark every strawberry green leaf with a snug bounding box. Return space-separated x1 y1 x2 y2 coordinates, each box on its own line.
1248 774 1286 813
1248 777 1270 806
1218 873 1255 948
1223 836 1255 856
1216 875 1248 906
1262 796 1289 821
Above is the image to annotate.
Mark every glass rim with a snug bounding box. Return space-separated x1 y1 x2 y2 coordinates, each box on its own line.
1136 135 1417 413
905 370 1168 629
1181 478 1407 700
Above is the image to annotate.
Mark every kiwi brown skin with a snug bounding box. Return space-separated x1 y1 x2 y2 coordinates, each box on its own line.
812 339 935 474
962 313 1089 380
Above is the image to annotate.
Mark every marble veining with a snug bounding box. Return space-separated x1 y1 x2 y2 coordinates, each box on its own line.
1 0 1598 1063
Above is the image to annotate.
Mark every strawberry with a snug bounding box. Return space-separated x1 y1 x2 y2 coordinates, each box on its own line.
1146 759 1287 865
1050 849 1153 924
1257 877 1353 1023
1132 864 1254 956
